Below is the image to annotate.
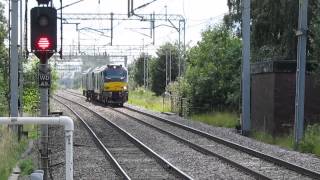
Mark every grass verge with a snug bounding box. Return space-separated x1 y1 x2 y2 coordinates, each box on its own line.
23 125 38 139
299 124 320 156
0 126 28 180
252 124 320 157
129 88 239 128
191 112 240 128
19 158 34 175
252 131 294 149
128 89 320 157
128 88 171 112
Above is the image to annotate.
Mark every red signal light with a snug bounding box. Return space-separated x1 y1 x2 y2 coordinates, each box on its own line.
37 37 50 50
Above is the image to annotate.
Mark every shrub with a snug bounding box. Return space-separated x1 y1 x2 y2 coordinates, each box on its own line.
19 158 34 175
299 124 320 156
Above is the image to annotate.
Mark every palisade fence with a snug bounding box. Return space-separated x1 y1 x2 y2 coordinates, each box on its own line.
164 94 234 118
163 94 190 117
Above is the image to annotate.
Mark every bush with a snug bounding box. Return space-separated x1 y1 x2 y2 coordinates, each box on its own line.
19 158 34 175
185 25 242 113
299 124 320 156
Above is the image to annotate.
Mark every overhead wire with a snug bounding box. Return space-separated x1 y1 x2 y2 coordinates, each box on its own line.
62 0 226 54
185 13 226 29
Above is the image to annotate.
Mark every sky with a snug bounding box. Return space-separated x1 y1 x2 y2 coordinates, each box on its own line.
3 0 228 56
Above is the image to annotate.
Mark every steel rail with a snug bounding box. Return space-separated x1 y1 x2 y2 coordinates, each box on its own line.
109 107 271 180
52 96 131 180
54 94 194 180
62 90 320 179
123 105 320 180
63 90 269 179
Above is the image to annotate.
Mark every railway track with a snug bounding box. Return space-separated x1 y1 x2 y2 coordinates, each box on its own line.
62 89 320 179
57 92 261 179
53 95 192 179
118 107 320 179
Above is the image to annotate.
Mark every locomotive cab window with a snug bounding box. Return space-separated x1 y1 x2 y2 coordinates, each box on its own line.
104 68 127 82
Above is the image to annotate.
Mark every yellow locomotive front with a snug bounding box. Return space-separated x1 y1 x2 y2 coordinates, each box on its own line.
102 65 128 106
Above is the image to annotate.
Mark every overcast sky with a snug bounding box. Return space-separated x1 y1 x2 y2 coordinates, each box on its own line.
4 0 228 55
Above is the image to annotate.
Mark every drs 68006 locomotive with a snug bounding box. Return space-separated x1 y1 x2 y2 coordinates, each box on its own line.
82 64 128 106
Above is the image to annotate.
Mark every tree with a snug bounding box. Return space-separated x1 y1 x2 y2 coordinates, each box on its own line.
309 0 320 61
224 0 320 61
23 60 40 114
0 2 8 115
186 25 242 112
22 59 59 114
132 53 149 87
150 43 180 95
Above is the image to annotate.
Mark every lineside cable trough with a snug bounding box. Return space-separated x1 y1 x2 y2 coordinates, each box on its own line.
0 116 74 180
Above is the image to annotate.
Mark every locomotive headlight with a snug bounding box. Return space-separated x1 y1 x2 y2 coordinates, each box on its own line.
123 86 127 90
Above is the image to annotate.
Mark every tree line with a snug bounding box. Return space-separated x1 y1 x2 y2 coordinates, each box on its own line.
0 2 8 116
224 0 320 61
130 0 320 114
130 25 242 113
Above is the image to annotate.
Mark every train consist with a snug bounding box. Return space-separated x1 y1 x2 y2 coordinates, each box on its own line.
82 64 128 106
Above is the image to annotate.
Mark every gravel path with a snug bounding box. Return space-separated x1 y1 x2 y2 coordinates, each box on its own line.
49 100 120 179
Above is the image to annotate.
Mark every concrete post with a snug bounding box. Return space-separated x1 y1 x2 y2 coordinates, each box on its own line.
241 0 251 135
294 0 309 147
10 0 19 133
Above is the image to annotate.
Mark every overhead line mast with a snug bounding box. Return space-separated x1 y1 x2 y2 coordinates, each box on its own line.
60 12 186 75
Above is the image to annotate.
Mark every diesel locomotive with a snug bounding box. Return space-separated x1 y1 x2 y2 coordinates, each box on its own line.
82 64 128 106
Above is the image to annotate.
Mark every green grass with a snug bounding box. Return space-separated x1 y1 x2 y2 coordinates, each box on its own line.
299 124 320 156
128 88 171 112
252 124 320 157
128 88 320 157
252 131 294 149
19 158 34 175
191 112 240 128
0 126 28 180
129 88 239 128
23 125 38 139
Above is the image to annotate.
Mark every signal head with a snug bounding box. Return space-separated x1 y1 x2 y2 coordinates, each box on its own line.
38 15 49 27
36 37 51 50
31 7 57 63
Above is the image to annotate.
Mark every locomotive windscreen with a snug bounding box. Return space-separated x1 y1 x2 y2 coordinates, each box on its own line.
104 68 127 82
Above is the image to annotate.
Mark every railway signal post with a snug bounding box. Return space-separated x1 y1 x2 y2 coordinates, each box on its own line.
31 2 57 179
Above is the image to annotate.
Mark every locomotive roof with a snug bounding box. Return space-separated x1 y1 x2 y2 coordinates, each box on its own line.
93 64 127 73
